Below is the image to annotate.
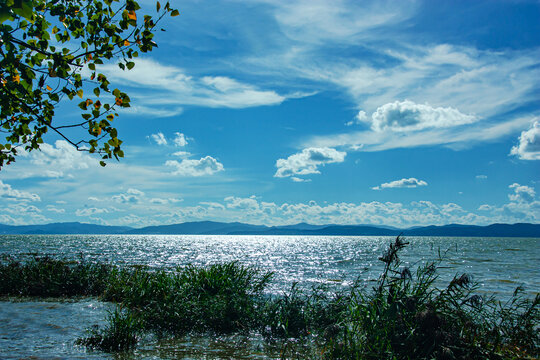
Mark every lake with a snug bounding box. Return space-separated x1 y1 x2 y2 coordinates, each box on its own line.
0 235 538 359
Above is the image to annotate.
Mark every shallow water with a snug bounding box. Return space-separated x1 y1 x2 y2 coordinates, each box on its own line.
0 235 538 358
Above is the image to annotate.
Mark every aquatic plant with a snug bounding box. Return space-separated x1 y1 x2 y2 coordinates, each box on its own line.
0 256 111 297
76 307 142 352
322 236 540 360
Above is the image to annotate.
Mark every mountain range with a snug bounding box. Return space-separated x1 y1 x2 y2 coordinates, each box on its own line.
0 221 539 237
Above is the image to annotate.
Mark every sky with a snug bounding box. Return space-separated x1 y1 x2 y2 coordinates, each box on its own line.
1 0 539 228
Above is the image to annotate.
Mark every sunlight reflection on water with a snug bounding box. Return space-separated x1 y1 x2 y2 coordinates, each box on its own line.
0 235 538 358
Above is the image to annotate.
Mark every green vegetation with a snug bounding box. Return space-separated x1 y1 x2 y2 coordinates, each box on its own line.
1 237 538 358
0 0 178 168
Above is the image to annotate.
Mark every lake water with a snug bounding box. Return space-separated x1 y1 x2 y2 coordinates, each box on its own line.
0 235 538 359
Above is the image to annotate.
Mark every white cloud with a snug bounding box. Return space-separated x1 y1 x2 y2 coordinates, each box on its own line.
114 214 149 226
150 132 168 146
4 204 41 214
172 151 191 158
291 176 311 182
370 100 477 132
478 204 493 211
0 208 49 224
165 156 224 176
111 188 145 204
508 183 536 203
98 58 288 110
476 175 488 179
173 132 188 147
306 115 533 152
265 0 416 45
150 198 169 204
275 147 346 179
478 183 539 223
346 110 367 126
372 178 428 190
46 205 65 213
75 207 110 217
125 105 183 118
182 195 492 227
8 140 96 179
510 120 540 160
225 195 260 210
0 181 40 201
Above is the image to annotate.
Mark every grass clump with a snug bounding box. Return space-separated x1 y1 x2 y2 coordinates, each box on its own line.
0 256 111 297
76 307 142 352
100 262 273 336
322 236 540 360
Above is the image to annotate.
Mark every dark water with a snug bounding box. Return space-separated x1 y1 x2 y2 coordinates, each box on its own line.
0 235 538 359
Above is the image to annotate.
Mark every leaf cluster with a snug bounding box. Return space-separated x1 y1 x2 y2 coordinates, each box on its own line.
0 0 179 168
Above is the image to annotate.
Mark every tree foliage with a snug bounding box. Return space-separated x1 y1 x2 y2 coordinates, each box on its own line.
0 0 179 168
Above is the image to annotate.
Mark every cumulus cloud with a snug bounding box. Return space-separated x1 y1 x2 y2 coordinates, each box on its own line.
370 100 476 132
4 204 41 214
510 120 540 160
112 188 145 204
508 183 535 203
75 207 110 217
372 178 428 190
0 181 40 201
150 132 168 146
46 205 65 213
8 140 95 179
225 195 260 210
173 132 188 147
477 183 539 223
346 110 368 126
182 195 491 227
165 156 224 176
274 147 346 179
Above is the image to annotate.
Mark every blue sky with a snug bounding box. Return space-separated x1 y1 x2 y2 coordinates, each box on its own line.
1 0 539 227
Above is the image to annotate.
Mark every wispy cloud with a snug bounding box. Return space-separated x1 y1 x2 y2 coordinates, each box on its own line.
97 58 289 111
305 115 533 152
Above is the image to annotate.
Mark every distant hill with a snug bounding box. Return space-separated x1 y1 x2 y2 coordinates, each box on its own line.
0 221 539 237
0 222 131 235
123 221 268 235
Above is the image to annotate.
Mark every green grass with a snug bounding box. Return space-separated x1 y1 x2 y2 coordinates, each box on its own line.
1 238 538 359
0 255 110 297
75 307 142 352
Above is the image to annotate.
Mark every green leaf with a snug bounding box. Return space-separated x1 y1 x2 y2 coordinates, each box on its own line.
100 161 107 167
126 61 135 70
0 6 12 24
170 9 179 17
